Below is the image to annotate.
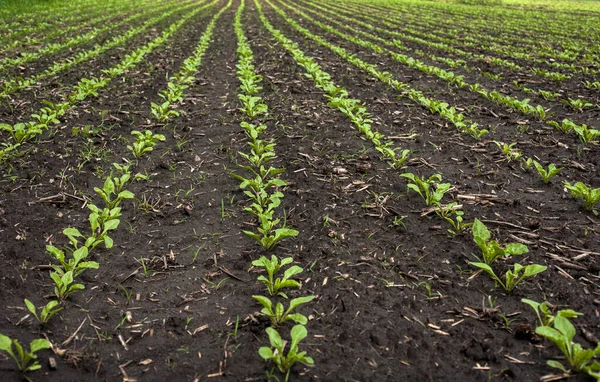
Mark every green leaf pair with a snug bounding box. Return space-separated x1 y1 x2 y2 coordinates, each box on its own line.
472 219 528 265
533 161 562 184
50 270 85 301
94 175 134 210
243 225 298 251
252 255 302 298
564 181 600 214
536 315 600 377
253 295 315 327
400 172 451 207
127 130 166 158
24 299 62 326
521 298 582 327
470 262 546 293
259 325 314 378
0 333 50 373
46 242 98 277
150 101 179 122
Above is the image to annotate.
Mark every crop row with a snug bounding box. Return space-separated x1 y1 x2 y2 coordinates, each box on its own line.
0 0 217 160
0 0 598 379
0 0 141 50
257 1 600 378
306 0 598 77
269 0 600 212
340 0 600 66
0 0 229 376
235 3 315 379
334 0 600 61
302 0 600 114
0 0 200 99
0 0 168 73
277 0 599 147
292 0 600 105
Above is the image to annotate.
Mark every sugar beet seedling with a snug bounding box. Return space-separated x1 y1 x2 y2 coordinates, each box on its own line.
252 255 303 298
472 219 528 265
235 3 315 379
0 334 50 375
260 325 314 382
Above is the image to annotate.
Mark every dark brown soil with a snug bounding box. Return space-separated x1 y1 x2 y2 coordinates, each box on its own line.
0 0 598 381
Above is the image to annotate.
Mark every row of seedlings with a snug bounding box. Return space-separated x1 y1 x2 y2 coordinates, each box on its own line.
255 3 600 378
266 0 600 214
0 3 130 58
303 0 592 79
0 0 131 50
278 0 600 145
313 0 596 76
0 120 168 381
0 0 218 161
234 1 314 379
0 0 202 100
0 7 222 372
258 0 416 170
151 0 233 123
0 0 163 72
366 0 598 58
255 0 467 255
263 0 487 139
0 1 230 368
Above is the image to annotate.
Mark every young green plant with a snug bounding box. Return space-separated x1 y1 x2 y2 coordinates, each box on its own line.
436 202 472 236
470 262 547 292
0 334 50 374
400 173 451 207
24 299 62 326
533 161 562 184
127 130 166 158
563 181 600 214
536 315 600 378
521 299 582 327
252 255 302 298
472 219 528 265
259 325 314 381
253 295 315 327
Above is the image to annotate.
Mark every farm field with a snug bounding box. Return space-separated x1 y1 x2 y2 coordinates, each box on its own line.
0 0 599 380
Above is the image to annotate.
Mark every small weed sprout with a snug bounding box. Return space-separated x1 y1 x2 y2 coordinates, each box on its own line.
416 281 442 299
139 256 153 277
390 215 407 229
204 277 230 290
